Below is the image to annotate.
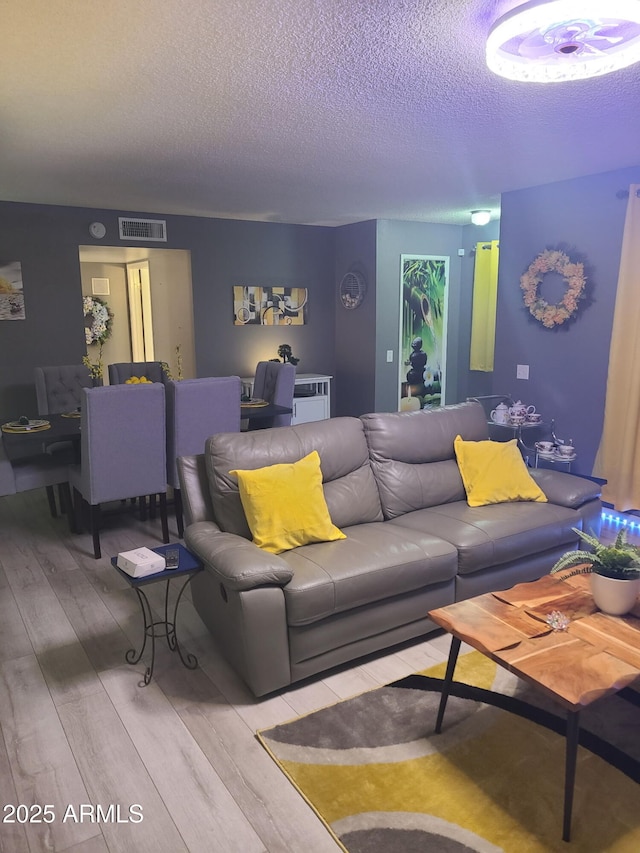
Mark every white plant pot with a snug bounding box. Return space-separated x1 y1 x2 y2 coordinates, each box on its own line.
590 573 640 616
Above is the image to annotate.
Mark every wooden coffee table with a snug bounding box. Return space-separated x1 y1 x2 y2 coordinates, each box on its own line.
429 573 640 842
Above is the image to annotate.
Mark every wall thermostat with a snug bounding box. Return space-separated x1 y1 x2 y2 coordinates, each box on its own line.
89 222 106 239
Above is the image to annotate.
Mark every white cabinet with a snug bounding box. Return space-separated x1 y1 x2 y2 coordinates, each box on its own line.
292 374 332 424
241 372 332 425
292 395 328 424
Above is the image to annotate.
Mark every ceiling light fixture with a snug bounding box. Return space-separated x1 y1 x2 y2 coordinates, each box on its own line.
486 0 640 83
471 210 492 226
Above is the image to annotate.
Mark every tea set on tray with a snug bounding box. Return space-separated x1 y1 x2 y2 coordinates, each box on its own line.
489 400 576 460
490 401 542 426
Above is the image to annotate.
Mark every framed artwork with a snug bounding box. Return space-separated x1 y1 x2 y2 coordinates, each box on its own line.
0 261 25 320
233 286 308 325
399 255 449 410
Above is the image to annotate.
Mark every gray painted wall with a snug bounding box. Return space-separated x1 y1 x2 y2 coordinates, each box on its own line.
184 217 336 381
0 202 337 415
3 161 637 474
334 220 377 417
493 165 640 477
1 202 90 414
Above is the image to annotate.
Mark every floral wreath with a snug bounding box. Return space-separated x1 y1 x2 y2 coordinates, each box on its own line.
83 295 113 345
520 249 586 329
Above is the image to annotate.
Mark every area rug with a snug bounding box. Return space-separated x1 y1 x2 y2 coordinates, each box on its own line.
257 653 640 852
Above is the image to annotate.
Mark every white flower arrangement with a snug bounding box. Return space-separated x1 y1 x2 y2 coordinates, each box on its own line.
83 295 113 345
83 295 113 382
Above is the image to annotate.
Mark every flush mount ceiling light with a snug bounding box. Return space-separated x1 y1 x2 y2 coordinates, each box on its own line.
486 0 640 82
471 210 492 226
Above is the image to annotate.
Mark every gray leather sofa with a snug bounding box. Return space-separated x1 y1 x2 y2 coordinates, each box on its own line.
178 402 601 696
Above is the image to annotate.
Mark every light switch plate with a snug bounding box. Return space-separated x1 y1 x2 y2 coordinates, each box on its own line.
516 364 529 380
386 350 394 363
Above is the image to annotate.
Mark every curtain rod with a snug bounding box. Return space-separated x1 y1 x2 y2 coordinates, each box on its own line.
616 188 640 199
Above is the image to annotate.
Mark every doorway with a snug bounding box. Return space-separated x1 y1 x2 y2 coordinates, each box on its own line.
127 260 154 361
78 246 195 382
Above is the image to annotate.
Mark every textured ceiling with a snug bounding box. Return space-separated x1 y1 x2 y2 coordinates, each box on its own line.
1 0 639 226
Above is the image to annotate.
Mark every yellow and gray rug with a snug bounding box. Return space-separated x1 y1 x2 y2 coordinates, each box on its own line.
258 653 640 852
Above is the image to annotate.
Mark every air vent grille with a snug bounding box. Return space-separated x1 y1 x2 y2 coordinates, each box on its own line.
91 277 110 295
118 217 167 242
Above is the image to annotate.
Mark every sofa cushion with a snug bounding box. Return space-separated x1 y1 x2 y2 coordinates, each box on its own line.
454 435 547 507
230 450 346 554
279 522 458 626
387 500 580 575
205 417 383 537
361 402 488 519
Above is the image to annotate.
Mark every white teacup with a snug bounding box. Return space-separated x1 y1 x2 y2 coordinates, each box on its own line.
526 413 542 423
536 441 555 453
557 444 575 457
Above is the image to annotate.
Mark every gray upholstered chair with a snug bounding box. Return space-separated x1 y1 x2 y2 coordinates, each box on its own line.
108 362 167 385
250 361 296 429
165 376 241 537
67 384 170 559
34 364 93 414
33 363 92 514
0 439 74 515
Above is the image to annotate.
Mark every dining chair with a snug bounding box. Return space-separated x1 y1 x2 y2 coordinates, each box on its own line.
0 438 74 514
66 384 170 559
33 363 93 514
108 361 167 385
34 364 94 415
165 376 241 537
250 361 296 428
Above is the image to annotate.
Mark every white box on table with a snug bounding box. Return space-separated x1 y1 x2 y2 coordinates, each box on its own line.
116 547 165 577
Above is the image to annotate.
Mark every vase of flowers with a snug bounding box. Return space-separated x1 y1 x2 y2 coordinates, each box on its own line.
551 527 640 615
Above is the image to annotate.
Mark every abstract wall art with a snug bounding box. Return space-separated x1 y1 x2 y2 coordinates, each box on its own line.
233 286 308 325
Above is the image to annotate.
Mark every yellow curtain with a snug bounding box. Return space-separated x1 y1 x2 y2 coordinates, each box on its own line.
593 185 640 510
469 240 499 371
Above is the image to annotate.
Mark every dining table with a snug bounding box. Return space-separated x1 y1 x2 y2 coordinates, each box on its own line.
1 412 81 462
240 401 293 427
3 399 292 456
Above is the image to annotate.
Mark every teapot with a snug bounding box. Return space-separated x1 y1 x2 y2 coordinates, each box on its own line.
509 401 535 421
490 402 509 424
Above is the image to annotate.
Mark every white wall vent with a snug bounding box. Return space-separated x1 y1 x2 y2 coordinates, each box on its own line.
118 217 167 242
91 277 110 295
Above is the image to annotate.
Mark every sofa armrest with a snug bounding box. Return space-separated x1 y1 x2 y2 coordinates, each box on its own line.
184 521 293 591
177 453 214 526
529 469 601 509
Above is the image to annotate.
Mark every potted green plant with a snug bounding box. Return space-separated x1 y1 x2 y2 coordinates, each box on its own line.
551 527 640 615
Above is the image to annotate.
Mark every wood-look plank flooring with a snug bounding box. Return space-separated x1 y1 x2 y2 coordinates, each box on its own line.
0 490 458 853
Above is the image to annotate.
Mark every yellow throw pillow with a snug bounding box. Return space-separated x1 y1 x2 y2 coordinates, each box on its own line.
453 435 547 507
230 450 346 554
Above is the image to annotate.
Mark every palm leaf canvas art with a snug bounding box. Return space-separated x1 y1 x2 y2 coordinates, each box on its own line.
399 255 449 409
